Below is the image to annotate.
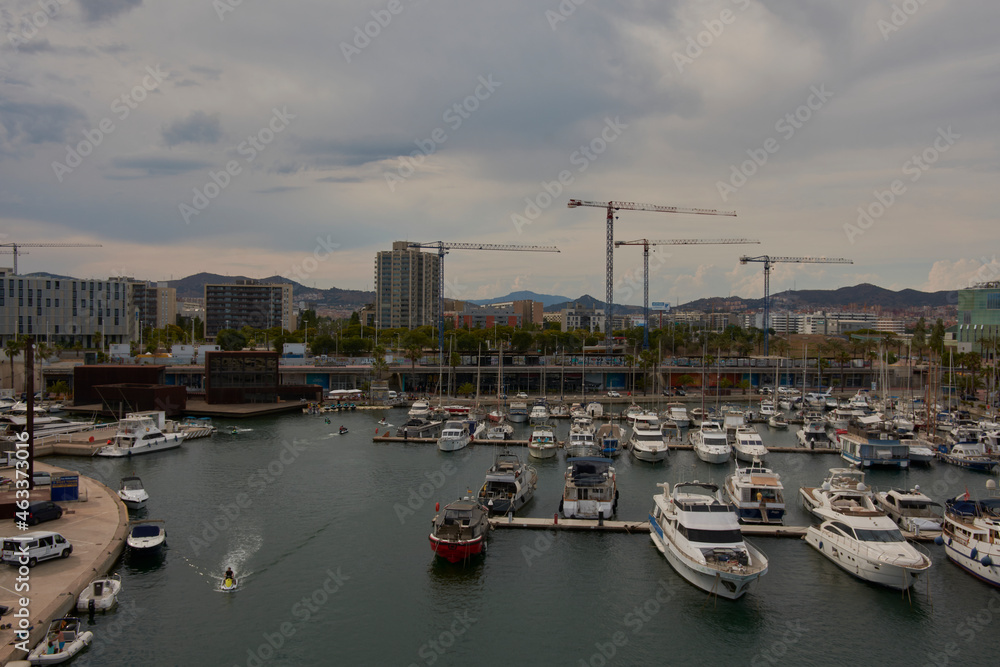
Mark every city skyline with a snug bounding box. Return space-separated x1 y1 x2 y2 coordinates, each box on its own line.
1 1 997 304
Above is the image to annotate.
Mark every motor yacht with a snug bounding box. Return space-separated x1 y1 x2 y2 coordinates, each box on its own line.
560 457 618 519
724 462 785 524
648 481 768 600
690 421 731 464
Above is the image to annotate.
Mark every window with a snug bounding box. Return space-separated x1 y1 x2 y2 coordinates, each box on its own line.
855 528 904 543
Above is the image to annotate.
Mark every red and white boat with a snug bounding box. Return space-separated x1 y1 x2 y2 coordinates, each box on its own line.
444 405 471 416
429 497 491 563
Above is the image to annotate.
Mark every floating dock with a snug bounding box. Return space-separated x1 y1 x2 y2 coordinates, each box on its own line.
372 435 839 454
488 517 939 541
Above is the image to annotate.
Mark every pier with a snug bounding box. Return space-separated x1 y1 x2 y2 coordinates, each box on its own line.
371 435 841 454
487 516 938 541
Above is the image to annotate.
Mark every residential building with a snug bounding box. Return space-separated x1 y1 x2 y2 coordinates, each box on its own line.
453 303 521 329
131 281 177 331
375 241 440 329
489 300 544 326
0 267 132 348
204 280 293 338
562 304 605 333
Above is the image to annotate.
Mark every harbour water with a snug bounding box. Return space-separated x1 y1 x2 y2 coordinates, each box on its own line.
47 406 1000 666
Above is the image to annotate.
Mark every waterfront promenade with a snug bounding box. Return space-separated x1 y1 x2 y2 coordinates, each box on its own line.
0 463 127 664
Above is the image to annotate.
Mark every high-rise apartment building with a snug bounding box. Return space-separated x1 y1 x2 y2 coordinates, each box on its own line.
131 281 177 331
957 281 1000 354
204 280 292 338
375 241 440 329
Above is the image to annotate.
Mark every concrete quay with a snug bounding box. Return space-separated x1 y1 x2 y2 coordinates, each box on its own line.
0 463 127 664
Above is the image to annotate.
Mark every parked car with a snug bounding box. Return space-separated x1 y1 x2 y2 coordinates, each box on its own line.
607 391 620 398
25 500 63 526
515 392 528 399
1 531 72 567
32 471 51 486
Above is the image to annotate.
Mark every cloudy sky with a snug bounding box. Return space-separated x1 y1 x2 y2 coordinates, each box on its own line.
1 0 997 307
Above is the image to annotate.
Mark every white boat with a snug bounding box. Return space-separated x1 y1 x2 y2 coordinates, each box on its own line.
907 439 937 465
623 403 644 425
118 476 149 510
939 482 1000 587
758 401 775 417
408 400 431 418
7 401 46 416
875 487 943 533
437 420 473 452
689 421 731 464
665 403 689 428
722 409 746 442
596 423 625 457
96 413 185 457
76 573 122 612
527 424 559 459
799 467 876 519
508 401 529 423
767 413 788 429
627 413 668 463
529 403 550 425
803 410 826 436
585 402 604 418
805 505 932 590
566 416 599 457
732 426 768 462
0 414 96 439
724 462 785 524
648 481 768 600
477 448 537 515
127 520 166 551
560 457 618 519
26 617 94 665
486 421 514 441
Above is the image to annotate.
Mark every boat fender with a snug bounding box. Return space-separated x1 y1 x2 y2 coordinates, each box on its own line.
981 555 993 567
970 548 978 560
435 502 440 512
947 537 952 546
934 535 944 546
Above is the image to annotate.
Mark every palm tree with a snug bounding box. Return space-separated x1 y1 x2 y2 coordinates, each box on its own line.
4 337 23 392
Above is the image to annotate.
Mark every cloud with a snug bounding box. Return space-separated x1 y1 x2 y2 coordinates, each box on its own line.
0 98 86 155
254 186 303 194
78 0 143 23
108 155 211 178
923 257 1000 292
162 111 222 147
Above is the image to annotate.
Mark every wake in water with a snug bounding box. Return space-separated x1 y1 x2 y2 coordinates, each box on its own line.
180 530 263 591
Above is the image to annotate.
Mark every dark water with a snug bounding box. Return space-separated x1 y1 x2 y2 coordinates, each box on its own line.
47 408 1000 667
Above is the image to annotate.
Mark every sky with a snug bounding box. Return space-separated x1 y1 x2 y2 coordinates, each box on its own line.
1 0 998 308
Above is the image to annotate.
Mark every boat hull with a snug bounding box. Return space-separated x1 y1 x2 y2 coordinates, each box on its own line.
649 517 763 600
630 446 667 463
437 436 471 452
942 533 1000 587
527 445 558 459
804 526 928 590
27 632 94 664
96 434 184 458
429 534 486 563
562 499 615 520
733 506 785 524
695 447 730 464
734 446 767 463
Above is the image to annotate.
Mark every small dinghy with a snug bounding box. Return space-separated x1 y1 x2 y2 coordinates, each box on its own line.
26 617 93 665
127 520 166 551
76 574 121 612
118 476 149 511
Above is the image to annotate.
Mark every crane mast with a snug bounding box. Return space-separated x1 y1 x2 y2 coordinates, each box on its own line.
568 199 736 351
739 255 853 355
615 238 759 349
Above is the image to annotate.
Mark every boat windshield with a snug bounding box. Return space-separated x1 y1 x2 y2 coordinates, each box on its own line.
855 528 904 543
683 527 743 543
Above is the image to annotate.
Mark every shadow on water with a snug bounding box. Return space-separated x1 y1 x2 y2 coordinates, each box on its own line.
123 546 167 574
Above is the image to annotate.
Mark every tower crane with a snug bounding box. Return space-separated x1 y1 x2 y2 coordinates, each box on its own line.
615 238 760 350
567 199 736 350
0 242 103 275
739 255 853 356
405 242 560 365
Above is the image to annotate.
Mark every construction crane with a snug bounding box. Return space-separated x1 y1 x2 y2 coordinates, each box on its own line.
567 199 736 350
405 242 560 365
615 238 760 350
1 242 103 275
739 255 853 356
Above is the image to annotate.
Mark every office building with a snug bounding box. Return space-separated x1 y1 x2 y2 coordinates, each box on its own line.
957 281 1000 354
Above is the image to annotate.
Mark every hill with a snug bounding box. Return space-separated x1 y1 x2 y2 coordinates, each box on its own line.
682 283 953 312
470 290 573 308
